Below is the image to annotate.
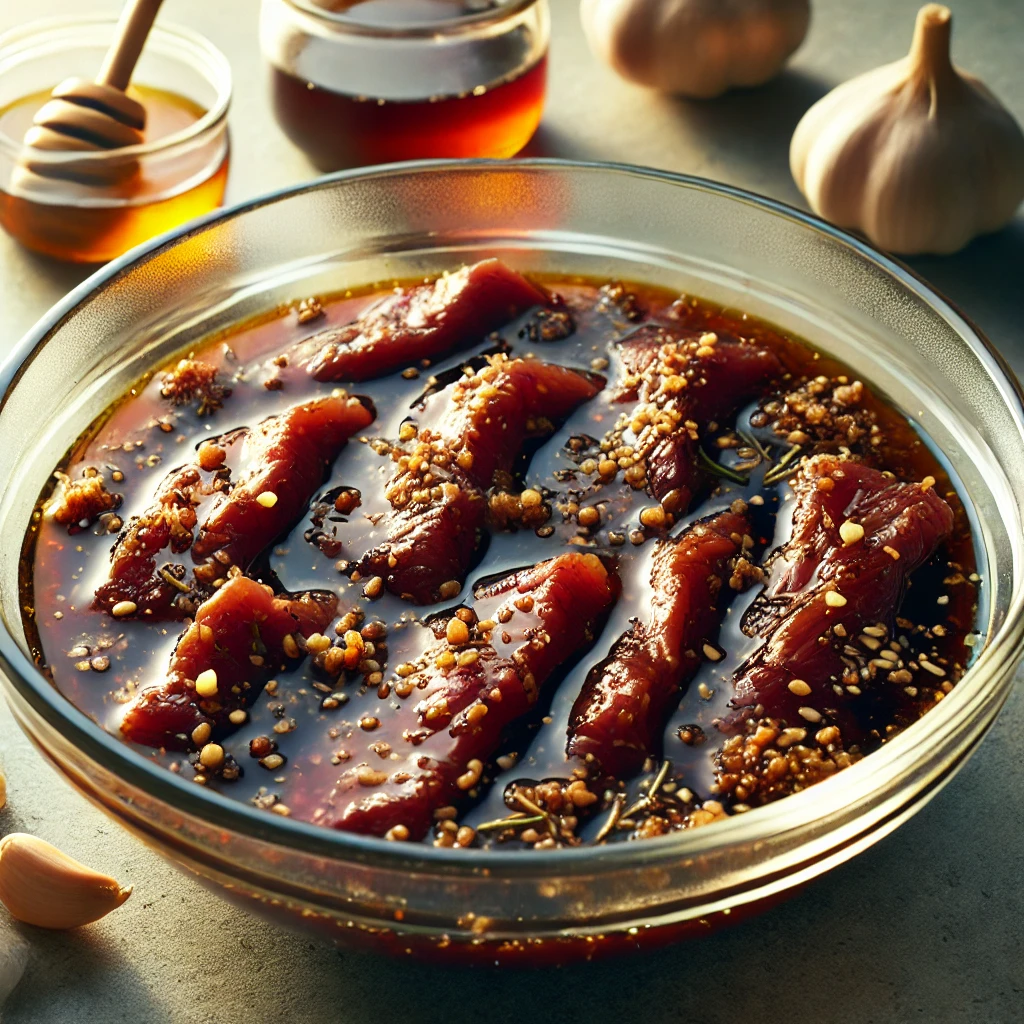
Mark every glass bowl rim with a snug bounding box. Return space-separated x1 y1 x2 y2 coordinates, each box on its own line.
2 157 1022 878
0 15 232 166
281 0 543 39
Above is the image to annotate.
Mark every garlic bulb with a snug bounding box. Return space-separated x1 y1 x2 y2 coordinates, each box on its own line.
791 4 1024 255
0 833 132 929
580 0 811 99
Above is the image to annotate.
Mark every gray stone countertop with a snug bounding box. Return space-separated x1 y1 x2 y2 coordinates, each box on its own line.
0 1 1021 1021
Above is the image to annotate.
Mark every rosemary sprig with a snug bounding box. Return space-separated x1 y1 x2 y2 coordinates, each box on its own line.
157 567 192 594
698 447 750 485
621 759 672 820
737 428 771 463
476 814 545 833
513 791 559 839
594 793 625 843
763 444 803 485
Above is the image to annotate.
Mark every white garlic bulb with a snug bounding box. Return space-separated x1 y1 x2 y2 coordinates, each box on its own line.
579 0 811 99
791 4 1024 255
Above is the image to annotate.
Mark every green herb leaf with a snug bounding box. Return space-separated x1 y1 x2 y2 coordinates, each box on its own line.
698 447 750 485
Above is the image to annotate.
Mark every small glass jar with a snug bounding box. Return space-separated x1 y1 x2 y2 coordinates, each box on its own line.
259 0 550 170
0 17 231 264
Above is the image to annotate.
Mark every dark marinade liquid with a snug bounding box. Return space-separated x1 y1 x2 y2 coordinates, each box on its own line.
20 276 981 849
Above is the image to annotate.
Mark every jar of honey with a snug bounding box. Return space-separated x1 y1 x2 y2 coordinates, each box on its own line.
0 17 231 264
260 0 550 170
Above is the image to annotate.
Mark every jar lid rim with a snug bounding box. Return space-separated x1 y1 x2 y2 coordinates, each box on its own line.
285 0 542 39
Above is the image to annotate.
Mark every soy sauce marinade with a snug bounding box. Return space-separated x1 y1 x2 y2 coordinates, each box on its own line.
21 267 980 849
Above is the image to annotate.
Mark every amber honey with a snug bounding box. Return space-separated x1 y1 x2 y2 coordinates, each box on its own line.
0 85 228 263
260 0 550 170
270 56 546 169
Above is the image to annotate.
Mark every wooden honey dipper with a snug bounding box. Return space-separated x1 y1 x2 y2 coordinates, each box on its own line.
19 0 165 186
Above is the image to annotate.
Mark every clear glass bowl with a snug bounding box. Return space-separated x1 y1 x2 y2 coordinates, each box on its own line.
259 0 549 169
1 160 1022 964
0 16 231 263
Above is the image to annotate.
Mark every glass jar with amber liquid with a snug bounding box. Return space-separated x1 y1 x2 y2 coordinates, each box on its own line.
0 17 231 264
260 0 550 170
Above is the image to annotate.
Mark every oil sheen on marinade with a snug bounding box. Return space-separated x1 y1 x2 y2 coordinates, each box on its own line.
21 268 980 850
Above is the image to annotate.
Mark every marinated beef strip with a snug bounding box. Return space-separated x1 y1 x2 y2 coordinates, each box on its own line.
612 324 782 512
306 259 552 382
94 394 373 620
726 454 954 741
121 575 337 749
359 355 603 603
308 552 619 839
567 509 752 777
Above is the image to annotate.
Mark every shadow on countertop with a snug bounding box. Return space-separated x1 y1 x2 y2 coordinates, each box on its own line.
907 219 1024 377
522 69 829 205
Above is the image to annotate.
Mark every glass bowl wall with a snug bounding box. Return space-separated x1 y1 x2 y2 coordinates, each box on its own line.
1 161 1022 964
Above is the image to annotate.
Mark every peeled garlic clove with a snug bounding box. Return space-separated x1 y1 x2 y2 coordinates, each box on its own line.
0 918 29 1006
580 0 811 99
791 4 1024 255
0 833 131 929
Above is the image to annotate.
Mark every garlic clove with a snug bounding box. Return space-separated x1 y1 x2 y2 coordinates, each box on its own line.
580 0 810 100
0 833 131 930
791 4 1024 255
0 770 6 812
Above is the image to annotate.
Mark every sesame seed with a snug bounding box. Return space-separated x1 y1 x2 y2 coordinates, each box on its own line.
777 727 807 747
357 765 389 786
701 643 722 662
839 520 864 546
456 758 483 790
195 669 219 698
199 743 224 769
825 591 847 608
228 709 248 725
111 600 137 618
698 681 713 699
256 491 279 508
788 679 812 697
446 618 470 645
191 722 212 746
639 506 666 529
798 706 823 723
305 632 331 654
